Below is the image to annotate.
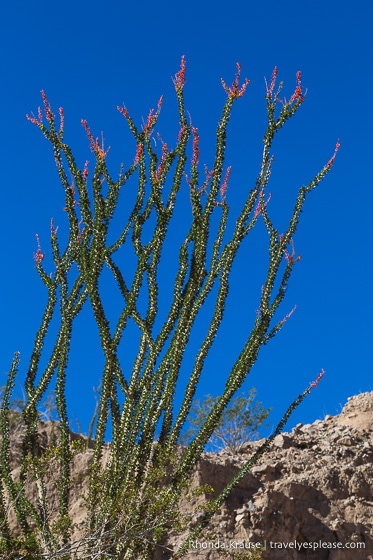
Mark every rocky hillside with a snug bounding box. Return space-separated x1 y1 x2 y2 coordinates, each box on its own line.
173 391 373 559
3 392 373 559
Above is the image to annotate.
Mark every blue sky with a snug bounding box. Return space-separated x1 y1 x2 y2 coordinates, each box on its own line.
0 0 372 439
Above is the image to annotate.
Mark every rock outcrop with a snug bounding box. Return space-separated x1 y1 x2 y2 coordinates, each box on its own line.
3 392 373 559
174 391 373 559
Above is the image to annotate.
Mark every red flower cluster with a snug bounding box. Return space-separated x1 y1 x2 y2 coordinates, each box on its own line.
153 139 169 181
143 96 163 136
279 305 296 327
134 143 143 166
41 90 54 123
82 160 89 180
58 107 64 134
309 369 325 389
26 90 64 132
254 190 272 218
279 235 301 265
265 66 278 98
34 234 44 265
221 63 249 99
81 119 108 159
289 71 305 104
219 166 231 203
117 105 129 119
173 55 186 91
191 126 200 168
177 124 187 143
326 139 341 168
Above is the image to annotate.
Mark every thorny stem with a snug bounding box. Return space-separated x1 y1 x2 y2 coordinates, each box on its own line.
2 60 338 559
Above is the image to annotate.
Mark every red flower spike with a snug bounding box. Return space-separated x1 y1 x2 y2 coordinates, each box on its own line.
160 140 168 160
81 119 108 159
177 124 187 143
281 236 301 264
191 127 200 168
26 106 43 126
279 305 296 327
117 105 129 119
69 183 79 207
82 160 89 180
289 71 305 104
134 143 143 165
254 199 261 218
34 234 45 265
220 166 232 203
50 219 59 238
254 190 272 218
26 114 39 125
26 91 56 128
95 132 108 160
221 63 250 99
173 55 186 91
41 90 54 123
58 107 64 134
265 66 278 98
325 139 341 168
144 110 155 133
153 139 169 181
309 369 325 389
143 96 163 136
81 119 94 148
199 166 214 195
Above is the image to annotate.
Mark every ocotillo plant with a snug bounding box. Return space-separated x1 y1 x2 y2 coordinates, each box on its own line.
0 58 338 559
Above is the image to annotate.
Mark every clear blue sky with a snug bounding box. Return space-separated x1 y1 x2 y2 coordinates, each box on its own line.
1 0 372 438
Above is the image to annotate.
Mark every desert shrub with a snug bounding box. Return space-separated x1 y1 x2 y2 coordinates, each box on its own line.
181 389 270 453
